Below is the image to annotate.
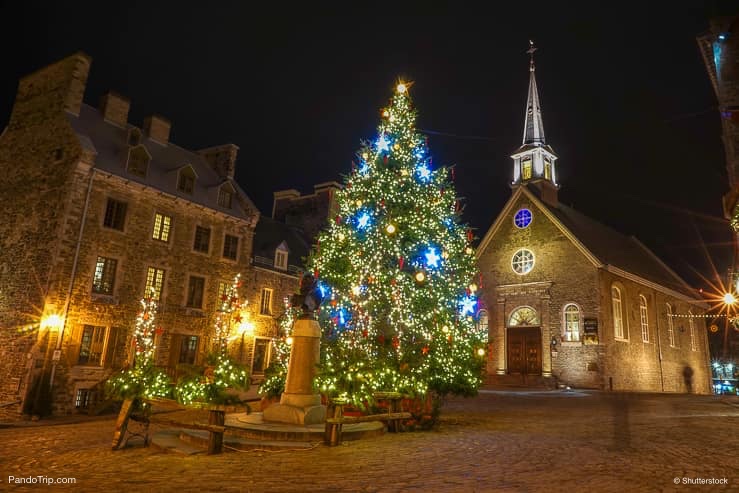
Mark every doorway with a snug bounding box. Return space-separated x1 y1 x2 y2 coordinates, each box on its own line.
507 327 542 375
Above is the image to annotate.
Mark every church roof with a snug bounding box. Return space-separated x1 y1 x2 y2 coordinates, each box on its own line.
478 186 705 304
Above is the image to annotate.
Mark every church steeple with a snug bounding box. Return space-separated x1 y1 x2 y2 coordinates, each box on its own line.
523 41 545 145
511 41 559 205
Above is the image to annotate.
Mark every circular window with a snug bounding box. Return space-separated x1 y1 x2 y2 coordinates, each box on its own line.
514 208 532 228
511 248 535 275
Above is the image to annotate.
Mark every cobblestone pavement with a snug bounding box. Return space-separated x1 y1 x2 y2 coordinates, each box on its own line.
1 390 738 492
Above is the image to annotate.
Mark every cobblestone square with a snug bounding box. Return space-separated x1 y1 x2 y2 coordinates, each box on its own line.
1 390 738 492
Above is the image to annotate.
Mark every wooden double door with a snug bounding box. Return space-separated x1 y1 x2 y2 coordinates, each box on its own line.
506 327 542 375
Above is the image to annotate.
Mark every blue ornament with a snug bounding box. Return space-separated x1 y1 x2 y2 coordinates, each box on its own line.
357 212 371 229
376 134 390 152
459 296 477 316
424 247 441 268
416 164 431 181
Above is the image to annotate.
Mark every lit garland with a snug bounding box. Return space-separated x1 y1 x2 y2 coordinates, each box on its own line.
258 296 298 398
307 81 487 409
731 203 739 232
105 290 170 402
174 274 250 405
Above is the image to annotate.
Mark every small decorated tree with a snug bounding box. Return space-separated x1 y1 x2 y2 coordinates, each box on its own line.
174 274 250 406
259 296 298 399
105 291 171 404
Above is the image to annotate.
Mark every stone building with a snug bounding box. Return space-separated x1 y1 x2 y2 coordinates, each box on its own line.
476 47 712 393
273 182 341 243
698 16 739 370
0 52 278 419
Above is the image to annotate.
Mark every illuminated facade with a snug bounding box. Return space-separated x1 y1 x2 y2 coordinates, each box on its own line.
476 46 712 393
0 53 308 419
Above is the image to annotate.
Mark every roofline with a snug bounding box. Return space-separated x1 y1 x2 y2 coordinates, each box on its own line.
91 166 258 225
252 264 301 280
604 265 708 308
476 186 601 268
629 235 697 293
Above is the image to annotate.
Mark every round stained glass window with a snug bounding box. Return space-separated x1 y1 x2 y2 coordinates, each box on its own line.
511 248 535 275
514 208 532 228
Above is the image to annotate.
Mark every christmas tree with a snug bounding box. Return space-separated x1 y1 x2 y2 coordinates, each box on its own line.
310 82 486 408
105 290 170 401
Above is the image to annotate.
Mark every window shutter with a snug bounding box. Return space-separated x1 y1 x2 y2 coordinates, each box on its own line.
168 334 181 370
66 324 83 367
104 327 119 369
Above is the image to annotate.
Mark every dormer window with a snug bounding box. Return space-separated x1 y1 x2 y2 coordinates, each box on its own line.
127 128 142 147
126 145 150 178
218 184 234 209
177 166 197 194
274 242 289 270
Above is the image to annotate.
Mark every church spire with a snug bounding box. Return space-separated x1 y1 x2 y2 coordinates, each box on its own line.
523 40 545 145
511 41 559 205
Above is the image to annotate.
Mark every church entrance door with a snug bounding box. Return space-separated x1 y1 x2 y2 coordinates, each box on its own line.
506 327 542 375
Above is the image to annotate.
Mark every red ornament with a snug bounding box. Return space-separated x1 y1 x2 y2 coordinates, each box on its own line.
155 326 164 335
422 346 429 355
362 329 368 338
221 294 228 301
378 334 386 344
391 278 397 286
392 336 400 349
398 256 404 270
234 314 243 323
142 313 149 321
467 230 473 242
330 299 338 307
383 156 389 165
314 269 319 278
335 215 341 224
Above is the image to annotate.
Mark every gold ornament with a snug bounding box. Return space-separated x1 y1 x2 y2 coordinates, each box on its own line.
465 247 473 255
386 223 396 235
469 283 478 293
415 271 426 283
397 83 407 93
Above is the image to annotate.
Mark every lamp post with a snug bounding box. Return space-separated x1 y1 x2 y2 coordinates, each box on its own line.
723 292 736 360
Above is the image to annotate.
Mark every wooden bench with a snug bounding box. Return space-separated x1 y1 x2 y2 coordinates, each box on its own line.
112 398 228 454
323 392 412 446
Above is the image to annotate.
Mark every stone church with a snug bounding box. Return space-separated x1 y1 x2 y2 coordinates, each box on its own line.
476 47 713 393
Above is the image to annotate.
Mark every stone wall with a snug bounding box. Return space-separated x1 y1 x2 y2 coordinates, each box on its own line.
0 53 90 420
477 190 711 393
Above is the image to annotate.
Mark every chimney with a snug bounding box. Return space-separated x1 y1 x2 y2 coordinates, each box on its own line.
99 92 130 127
143 115 171 144
198 144 239 179
8 52 91 129
272 189 301 219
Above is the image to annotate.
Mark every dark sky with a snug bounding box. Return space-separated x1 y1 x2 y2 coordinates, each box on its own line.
2 2 737 291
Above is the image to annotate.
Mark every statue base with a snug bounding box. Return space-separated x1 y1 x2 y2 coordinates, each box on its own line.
262 393 326 425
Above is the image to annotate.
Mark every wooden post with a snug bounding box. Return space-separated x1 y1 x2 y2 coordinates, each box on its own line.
208 409 225 454
324 398 346 446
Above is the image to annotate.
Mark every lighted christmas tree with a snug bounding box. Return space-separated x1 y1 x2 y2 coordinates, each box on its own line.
105 290 170 401
309 82 487 408
174 274 249 406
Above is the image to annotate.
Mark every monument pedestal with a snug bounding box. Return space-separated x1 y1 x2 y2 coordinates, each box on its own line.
262 317 326 425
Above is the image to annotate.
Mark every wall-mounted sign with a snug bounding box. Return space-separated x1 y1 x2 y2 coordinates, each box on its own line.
584 318 598 334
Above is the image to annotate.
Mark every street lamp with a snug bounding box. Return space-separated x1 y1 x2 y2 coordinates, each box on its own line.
723 292 737 360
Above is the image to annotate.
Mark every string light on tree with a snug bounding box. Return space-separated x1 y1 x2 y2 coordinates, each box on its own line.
305 79 486 408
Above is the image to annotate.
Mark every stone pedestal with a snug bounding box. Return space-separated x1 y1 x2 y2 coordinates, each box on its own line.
262 317 326 425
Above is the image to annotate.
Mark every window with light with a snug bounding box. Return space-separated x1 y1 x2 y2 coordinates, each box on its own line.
511 248 535 275
564 304 580 342
612 286 625 339
514 208 532 229
639 295 649 343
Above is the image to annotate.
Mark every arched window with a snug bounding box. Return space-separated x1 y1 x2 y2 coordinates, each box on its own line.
563 304 580 342
509 306 539 327
639 295 649 342
688 310 696 351
612 286 625 340
477 309 489 333
666 303 676 347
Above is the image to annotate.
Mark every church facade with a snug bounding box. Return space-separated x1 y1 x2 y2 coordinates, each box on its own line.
476 45 713 393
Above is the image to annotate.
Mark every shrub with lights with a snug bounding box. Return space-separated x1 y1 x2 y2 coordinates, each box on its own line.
105 292 171 405
173 274 250 406
308 82 487 410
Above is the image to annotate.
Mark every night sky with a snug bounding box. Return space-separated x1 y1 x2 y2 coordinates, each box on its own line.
2 2 737 291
